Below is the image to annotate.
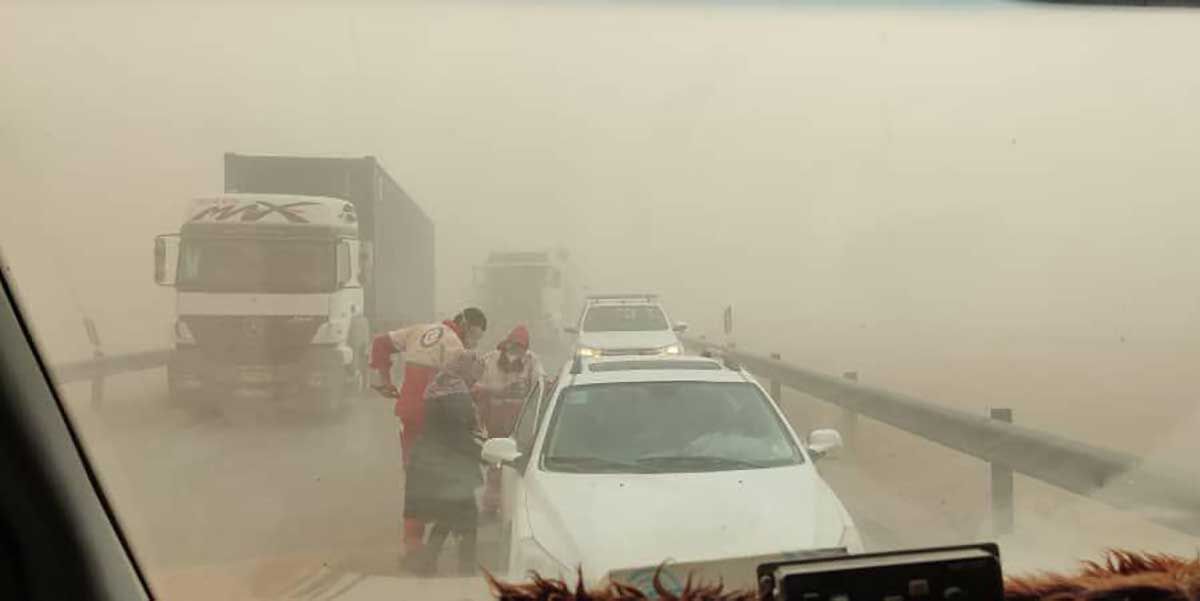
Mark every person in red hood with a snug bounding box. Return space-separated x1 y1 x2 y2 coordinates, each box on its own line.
472 324 544 514
369 307 487 558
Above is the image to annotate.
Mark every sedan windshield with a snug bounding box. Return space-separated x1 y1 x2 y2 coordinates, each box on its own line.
582 305 669 332
177 238 335 294
542 381 803 473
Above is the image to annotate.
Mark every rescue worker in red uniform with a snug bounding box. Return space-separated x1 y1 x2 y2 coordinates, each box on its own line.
471 324 544 514
369 307 487 558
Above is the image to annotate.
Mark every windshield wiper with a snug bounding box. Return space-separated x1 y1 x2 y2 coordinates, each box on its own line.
634 455 769 470
545 456 661 473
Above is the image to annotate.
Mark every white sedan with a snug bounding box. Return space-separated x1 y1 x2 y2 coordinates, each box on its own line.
480 354 863 595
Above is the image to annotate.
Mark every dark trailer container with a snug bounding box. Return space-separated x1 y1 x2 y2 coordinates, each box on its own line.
223 153 435 333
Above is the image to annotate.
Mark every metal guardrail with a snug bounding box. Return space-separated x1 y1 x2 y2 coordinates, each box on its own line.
54 348 173 405
54 340 1200 536
684 336 1200 537
55 349 173 384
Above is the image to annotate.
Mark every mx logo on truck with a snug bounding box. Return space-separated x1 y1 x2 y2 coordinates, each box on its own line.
190 200 319 224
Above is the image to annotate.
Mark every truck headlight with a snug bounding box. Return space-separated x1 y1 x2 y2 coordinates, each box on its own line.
515 537 571 581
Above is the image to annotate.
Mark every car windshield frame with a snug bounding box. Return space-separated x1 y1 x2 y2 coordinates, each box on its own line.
538 380 806 474
581 304 670 332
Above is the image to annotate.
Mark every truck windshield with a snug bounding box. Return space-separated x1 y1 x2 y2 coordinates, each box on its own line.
176 238 335 294
481 265 551 316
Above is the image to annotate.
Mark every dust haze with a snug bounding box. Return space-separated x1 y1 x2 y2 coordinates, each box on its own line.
3 0 1200 589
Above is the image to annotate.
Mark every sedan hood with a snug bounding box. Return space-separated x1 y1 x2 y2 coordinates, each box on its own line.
577 330 680 352
524 465 850 588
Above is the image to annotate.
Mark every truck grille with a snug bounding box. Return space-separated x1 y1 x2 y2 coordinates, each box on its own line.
183 315 324 364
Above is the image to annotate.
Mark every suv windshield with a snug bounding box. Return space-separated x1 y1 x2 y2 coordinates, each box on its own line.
543 381 803 473
582 305 669 332
177 238 336 294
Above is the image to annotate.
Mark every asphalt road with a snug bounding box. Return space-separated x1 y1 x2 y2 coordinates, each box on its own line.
65 378 906 600
60 369 1199 600
69 380 427 599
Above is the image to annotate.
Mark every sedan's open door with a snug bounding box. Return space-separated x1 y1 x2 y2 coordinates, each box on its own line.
489 377 547 574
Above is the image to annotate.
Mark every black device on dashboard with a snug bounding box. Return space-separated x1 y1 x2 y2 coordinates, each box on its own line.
756 543 1002 601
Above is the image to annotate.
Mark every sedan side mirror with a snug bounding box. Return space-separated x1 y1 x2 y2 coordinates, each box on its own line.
672 321 689 334
481 437 522 466
807 429 843 460
563 325 580 334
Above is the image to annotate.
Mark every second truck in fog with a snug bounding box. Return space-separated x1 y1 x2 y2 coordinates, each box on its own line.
153 153 434 416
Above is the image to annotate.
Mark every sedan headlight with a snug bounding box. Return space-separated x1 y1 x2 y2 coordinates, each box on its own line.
577 347 601 358
661 344 682 355
515 536 571 581
839 522 865 554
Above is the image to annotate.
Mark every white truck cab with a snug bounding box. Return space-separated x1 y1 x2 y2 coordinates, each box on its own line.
154 194 367 416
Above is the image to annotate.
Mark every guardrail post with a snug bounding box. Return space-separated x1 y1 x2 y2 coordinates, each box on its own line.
83 317 104 408
769 353 782 401
990 407 1015 535
839 371 859 454
90 350 105 407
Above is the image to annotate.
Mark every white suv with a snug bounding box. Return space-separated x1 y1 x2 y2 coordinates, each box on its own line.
565 294 687 357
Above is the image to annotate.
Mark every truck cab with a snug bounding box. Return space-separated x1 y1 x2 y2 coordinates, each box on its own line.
473 249 579 367
154 194 368 417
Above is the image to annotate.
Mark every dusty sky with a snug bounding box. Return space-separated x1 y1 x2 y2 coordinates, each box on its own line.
2 1 1198 399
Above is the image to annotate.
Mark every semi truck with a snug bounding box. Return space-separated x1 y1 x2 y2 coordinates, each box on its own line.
153 154 434 417
472 248 578 366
